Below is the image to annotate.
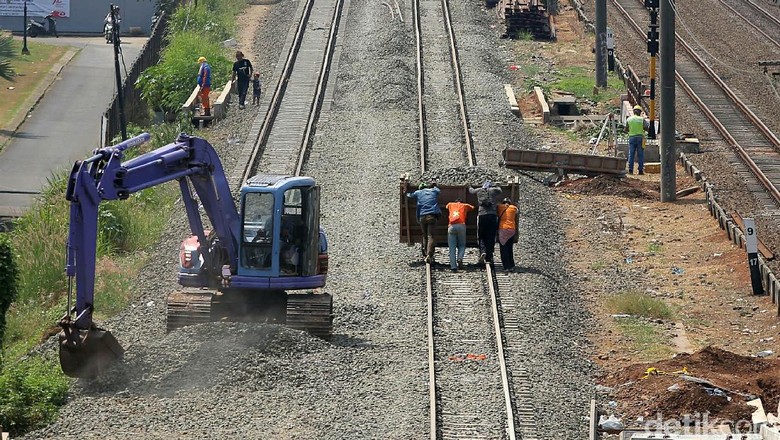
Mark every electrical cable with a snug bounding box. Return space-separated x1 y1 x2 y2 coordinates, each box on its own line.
669 0 763 76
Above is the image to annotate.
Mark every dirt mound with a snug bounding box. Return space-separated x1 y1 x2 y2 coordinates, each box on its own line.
600 346 780 423
555 175 660 199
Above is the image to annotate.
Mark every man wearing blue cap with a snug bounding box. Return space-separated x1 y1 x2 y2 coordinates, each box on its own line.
407 182 441 263
469 180 502 264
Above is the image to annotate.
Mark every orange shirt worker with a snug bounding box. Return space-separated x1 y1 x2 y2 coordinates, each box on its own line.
496 198 519 271
445 199 474 271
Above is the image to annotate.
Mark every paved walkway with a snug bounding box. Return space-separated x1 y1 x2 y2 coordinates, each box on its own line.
0 36 147 217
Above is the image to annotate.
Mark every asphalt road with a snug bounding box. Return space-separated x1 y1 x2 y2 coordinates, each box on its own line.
0 36 147 217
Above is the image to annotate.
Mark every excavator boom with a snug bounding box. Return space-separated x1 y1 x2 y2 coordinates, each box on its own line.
60 133 241 378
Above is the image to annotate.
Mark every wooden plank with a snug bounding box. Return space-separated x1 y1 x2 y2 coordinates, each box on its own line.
504 84 520 116
533 86 550 123
733 211 775 260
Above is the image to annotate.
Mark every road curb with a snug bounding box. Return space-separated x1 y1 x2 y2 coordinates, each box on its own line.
0 46 80 152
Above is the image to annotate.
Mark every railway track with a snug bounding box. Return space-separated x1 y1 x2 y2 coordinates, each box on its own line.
612 0 780 213
233 0 345 183
412 1 536 436
170 0 343 334
413 0 475 173
717 0 780 49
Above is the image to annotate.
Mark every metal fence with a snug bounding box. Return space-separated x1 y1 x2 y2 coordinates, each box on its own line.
102 12 168 146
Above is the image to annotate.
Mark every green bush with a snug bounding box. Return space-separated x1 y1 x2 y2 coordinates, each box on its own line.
0 234 19 344
0 357 69 436
136 32 231 113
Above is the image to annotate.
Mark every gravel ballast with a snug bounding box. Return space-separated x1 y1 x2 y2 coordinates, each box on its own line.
21 0 596 438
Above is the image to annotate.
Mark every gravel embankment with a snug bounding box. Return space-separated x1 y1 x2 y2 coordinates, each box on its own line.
22 0 595 438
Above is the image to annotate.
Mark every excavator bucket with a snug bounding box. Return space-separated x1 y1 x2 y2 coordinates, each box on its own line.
58 326 124 379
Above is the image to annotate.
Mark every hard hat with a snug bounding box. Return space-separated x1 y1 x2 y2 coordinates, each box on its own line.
633 105 642 111
198 56 207 63
418 182 427 190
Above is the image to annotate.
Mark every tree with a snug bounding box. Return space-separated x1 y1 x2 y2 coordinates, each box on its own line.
0 33 17 81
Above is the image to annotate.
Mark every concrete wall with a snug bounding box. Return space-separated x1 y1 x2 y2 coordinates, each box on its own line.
0 0 157 35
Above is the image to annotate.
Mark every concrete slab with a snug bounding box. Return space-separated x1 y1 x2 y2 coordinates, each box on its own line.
533 86 550 123
762 424 780 440
749 397 768 428
504 84 519 117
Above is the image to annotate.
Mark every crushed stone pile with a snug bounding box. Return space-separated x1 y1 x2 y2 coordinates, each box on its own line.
417 166 507 186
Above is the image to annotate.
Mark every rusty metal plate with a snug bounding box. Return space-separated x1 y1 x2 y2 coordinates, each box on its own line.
399 178 521 247
502 148 627 176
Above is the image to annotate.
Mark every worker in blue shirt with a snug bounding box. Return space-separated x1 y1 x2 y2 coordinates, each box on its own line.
407 182 441 263
197 56 212 116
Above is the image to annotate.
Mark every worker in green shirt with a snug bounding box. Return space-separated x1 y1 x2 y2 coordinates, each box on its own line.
625 105 648 175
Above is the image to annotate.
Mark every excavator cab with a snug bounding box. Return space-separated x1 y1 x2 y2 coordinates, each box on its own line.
238 174 324 282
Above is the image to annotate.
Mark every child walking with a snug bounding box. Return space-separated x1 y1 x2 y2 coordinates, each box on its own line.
252 73 262 106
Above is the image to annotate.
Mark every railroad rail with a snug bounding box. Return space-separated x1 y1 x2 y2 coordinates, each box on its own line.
174 0 344 334
612 0 780 211
235 0 344 183
717 0 780 49
413 0 475 173
411 0 536 435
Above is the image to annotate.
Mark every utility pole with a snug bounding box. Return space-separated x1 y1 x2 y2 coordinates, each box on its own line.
595 0 607 88
645 0 659 139
21 0 30 55
110 4 127 141
659 0 676 201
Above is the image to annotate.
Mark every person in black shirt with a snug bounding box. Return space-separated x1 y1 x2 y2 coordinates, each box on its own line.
231 51 253 109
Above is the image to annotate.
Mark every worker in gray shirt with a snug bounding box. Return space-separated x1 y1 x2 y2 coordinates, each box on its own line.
469 181 502 264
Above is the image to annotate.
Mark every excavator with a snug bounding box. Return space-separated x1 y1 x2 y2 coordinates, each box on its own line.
58 133 332 378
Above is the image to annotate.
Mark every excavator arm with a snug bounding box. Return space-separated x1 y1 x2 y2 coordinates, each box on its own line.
59 133 240 378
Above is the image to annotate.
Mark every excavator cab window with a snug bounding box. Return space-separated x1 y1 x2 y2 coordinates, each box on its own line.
241 192 274 270
280 188 304 276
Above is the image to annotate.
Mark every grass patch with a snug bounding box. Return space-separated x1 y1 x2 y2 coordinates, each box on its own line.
550 67 624 104
607 291 674 320
615 317 674 361
647 242 663 253
0 39 71 130
590 260 607 271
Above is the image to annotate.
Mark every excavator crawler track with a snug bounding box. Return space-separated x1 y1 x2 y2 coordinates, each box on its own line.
167 289 333 339
286 292 333 339
166 289 214 332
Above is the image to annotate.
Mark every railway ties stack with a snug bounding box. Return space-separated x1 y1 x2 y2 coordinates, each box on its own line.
498 0 555 40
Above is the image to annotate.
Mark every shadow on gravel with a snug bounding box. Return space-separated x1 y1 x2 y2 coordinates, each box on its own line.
329 334 376 348
512 266 561 285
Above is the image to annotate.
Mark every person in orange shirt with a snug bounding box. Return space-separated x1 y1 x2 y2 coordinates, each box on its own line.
496 198 519 271
445 198 474 272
